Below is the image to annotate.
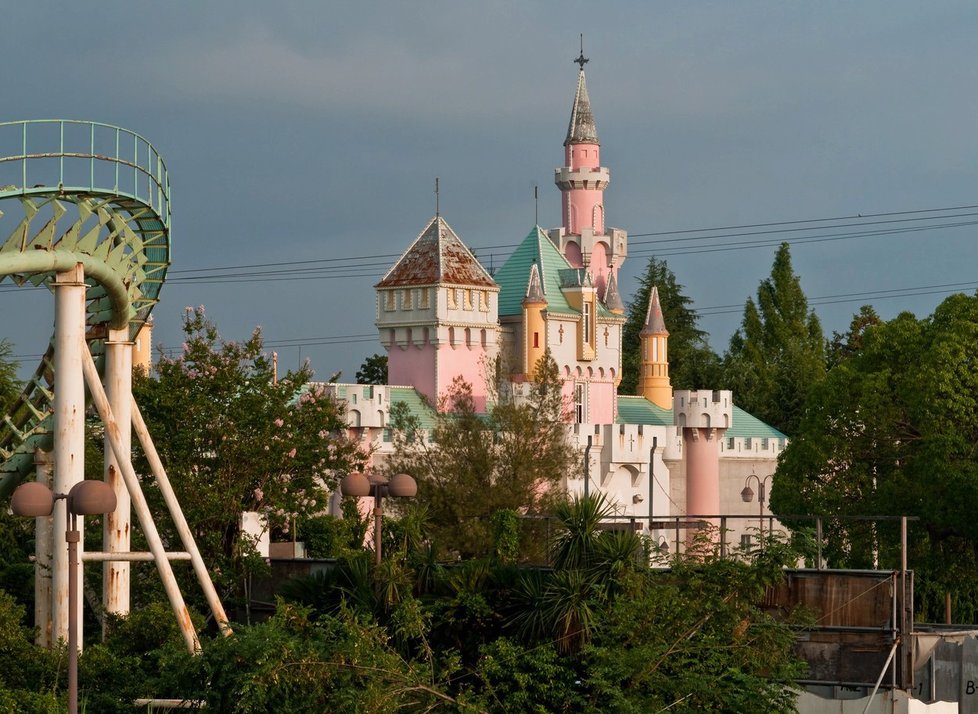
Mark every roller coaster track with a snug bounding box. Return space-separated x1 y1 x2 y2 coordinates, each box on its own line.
0 119 170 497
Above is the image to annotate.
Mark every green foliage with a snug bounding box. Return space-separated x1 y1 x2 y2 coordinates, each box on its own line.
826 304 882 368
0 338 20 413
723 242 824 435
387 352 575 558
490 509 520 562
773 293 978 621
164 603 454 713
620 257 720 394
298 504 368 559
355 352 388 385
0 590 62 711
133 307 365 599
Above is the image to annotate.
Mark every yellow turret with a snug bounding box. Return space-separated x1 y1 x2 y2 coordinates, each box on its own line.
639 286 672 409
522 263 548 379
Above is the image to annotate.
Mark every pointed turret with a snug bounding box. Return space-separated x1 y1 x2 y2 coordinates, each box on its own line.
603 270 624 315
639 287 672 409
551 53 627 304
522 262 548 378
565 70 599 147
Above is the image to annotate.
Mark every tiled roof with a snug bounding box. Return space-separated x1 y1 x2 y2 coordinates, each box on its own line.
495 227 577 317
376 215 496 289
616 396 673 426
727 406 787 440
616 396 787 439
390 386 438 430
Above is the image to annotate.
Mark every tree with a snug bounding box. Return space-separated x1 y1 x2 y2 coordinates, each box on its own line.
386 351 576 558
0 338 20 412
826 305 882 369
722 243 824 435
356 353 388 385
133 307 365 599
772 293 978 621
620 257 720 394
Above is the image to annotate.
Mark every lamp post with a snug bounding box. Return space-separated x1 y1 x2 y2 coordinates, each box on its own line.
339 472 416 565
740 473 772 544
11 479 117 714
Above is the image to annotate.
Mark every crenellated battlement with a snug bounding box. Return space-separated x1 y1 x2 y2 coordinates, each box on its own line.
673 389 733 431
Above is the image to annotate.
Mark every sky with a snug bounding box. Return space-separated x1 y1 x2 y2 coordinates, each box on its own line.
3 2 978 383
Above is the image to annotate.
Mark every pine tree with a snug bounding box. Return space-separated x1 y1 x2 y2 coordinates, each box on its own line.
619 257 720 394
722 243 824 435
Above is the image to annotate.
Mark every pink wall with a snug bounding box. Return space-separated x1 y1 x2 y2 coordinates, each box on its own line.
684 427 720 518
561 142 605 236
437 342 490 412
388 343 437 405
588 380 615 424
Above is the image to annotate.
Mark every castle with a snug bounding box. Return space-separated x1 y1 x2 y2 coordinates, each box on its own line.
325 57 785 549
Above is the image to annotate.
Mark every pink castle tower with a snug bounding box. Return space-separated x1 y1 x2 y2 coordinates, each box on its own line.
375 215 499 410
549 47 628 302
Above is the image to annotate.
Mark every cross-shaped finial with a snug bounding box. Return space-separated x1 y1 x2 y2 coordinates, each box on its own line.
574 33 589 70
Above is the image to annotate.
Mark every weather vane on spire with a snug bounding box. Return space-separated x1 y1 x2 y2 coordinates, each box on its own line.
574 33 589 70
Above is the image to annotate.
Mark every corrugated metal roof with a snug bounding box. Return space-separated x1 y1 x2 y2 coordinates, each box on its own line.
376 215 496 289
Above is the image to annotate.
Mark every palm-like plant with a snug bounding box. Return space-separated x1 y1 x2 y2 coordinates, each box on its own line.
550 492 615 570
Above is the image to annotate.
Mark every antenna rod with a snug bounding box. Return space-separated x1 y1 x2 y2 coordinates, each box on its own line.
534 185 538 226
435 177 440 216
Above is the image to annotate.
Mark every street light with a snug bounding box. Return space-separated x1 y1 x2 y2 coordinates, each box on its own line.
740 473 772 544
339 472 416 565
11 479 117 714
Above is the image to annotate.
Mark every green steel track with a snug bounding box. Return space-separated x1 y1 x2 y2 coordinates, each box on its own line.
0 120 170 497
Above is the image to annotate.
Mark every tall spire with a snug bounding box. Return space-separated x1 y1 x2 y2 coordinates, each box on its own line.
564 65 599 147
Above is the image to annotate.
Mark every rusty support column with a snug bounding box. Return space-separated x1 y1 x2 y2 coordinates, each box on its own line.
34 449 53 647
53 264 86 648
103 327 133 628
80 347 202 653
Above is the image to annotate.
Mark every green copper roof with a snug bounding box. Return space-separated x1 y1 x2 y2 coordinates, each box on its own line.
390 386 438 430
615 396 786 439
727 406 787 440
616 396 673 426
495 226 576 317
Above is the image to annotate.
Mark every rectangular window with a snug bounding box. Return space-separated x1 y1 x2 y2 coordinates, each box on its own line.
480 290 489 312
447 289 457 309
583 302 592 346
745 437 753 450
402 289 412 309
727 437 735 450
533 332 539 348
575 383 586 424
419 288 430 309
464 289 473 310
384 291 395 311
